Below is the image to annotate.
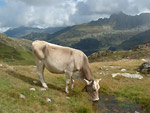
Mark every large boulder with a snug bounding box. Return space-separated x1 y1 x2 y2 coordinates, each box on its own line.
138 62 150 74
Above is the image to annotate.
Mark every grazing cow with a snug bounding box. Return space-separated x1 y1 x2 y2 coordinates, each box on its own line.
32 40 101 101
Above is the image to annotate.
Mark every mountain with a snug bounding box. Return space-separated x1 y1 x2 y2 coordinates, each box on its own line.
89 12 150 29
4 26 65 38
45 12 150 55
0 33 34 65
111 29 150 50
5 12 150 55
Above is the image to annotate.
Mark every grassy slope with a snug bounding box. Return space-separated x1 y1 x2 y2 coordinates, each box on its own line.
0 59 150 112
89 42 150 62
0 34 34 65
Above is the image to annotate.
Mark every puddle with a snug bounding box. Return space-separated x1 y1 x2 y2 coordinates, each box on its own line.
93 94 145 113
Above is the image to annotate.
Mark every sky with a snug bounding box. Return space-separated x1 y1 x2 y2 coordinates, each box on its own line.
0 0 150 32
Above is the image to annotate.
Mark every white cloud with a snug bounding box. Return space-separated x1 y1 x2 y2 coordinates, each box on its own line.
0 0 150 32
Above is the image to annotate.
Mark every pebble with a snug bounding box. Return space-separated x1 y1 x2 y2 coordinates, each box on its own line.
66 96 70 100
40 88 46 91
46 98 52 102
33 80 38 84
20 94 26 99
29 88 36 91
121 69 126 72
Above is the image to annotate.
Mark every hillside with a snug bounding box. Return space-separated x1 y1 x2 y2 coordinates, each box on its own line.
113 29 150 50
0 33 34 65
4 26 65 38
89 41 150 62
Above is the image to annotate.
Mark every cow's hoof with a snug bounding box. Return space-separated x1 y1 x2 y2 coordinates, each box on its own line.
65 90 69 94
42 83 48 88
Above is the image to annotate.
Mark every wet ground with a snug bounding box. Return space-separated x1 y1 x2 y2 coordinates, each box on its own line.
93 94 145 113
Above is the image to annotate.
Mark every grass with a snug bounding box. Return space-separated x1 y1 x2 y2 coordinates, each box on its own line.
91 59 150 112
0 59 150 112
0 63 93 113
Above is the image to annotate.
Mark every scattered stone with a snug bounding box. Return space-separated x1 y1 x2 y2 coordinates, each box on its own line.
46 98 52 102
20 94 26 99
29 88 36 91
135 111 140 113
0 64 3 67
121 69 126 72
112 73 143 79
141 59 147 62
66 96 70 100
33 80 38 84
40 88 46 91
7 66 14 70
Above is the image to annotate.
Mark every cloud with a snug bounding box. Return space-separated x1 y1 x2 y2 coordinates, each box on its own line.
0 0 150 32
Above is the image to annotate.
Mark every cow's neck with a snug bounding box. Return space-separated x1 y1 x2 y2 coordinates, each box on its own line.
82 64 94 81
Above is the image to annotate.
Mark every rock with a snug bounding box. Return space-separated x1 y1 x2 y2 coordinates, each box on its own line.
46 98 52 102
0 64 3 67
112 73 143 79
20 94 26 99
66 96 70 100
7 66 14 70
141 59 147 62
29 88 36 91
40 88 46 91
138 62 150 74
121 69 126 72
33 80 38 84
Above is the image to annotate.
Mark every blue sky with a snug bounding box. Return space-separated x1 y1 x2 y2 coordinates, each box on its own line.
0 0 6 7
0 0 150 32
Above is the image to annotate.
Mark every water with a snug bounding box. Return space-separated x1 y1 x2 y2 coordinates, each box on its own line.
93 94 145 113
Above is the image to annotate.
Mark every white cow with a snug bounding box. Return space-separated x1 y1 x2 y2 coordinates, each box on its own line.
32 40 101 101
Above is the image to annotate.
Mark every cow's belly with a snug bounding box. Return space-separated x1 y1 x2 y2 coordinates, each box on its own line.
43 61 66 74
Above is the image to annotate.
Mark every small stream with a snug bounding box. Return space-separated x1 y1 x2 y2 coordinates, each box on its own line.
93 94 145 113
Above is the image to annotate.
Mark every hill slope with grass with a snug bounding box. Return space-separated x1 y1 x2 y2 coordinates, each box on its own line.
114 29 150 50
89 41 150 62
0 33 34 65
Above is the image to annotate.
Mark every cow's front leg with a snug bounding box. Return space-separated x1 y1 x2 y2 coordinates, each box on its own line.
36 60 48 88
65 72 72 93
71 77 74 90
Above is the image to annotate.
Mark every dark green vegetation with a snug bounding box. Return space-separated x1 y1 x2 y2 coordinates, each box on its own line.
0 33 34 65
114 29 150 50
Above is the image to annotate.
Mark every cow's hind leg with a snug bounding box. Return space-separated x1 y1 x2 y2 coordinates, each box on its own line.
65 71 72 93
36 60 48 88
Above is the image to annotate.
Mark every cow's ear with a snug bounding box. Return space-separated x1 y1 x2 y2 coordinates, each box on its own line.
84 79 92 85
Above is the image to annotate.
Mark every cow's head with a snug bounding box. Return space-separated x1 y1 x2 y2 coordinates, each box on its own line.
83 79 101 101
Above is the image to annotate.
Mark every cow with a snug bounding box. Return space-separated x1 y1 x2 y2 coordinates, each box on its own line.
32 40 101 101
